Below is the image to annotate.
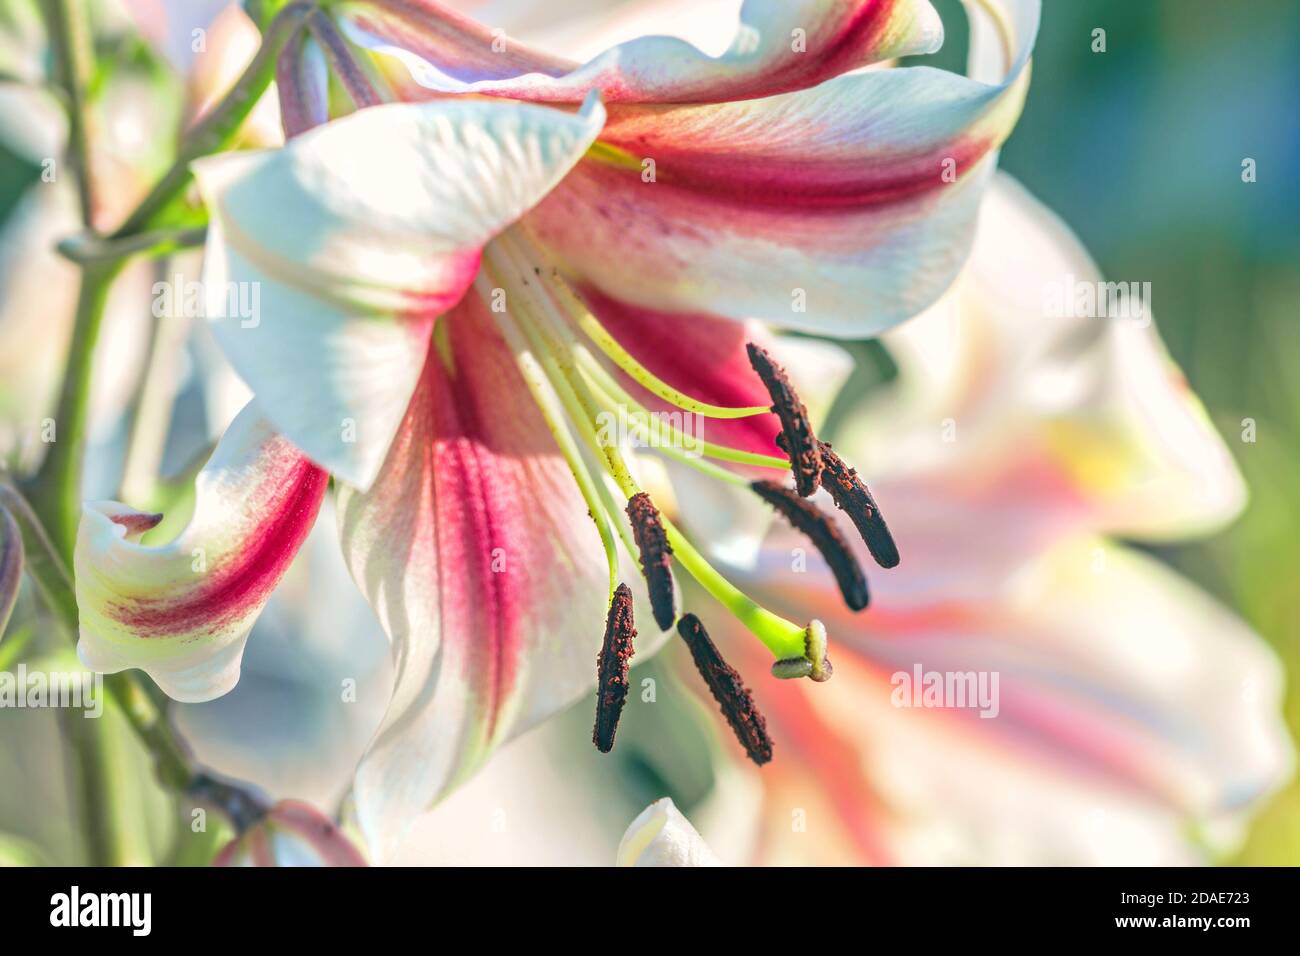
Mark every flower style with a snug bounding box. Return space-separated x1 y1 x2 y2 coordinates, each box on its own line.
73 0 1040 855
678 175 1294 865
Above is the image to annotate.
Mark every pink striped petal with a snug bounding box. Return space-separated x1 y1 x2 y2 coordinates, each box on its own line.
213 800 368 866
350 0 944 104
75 403 327 703
193 96 605 490
528 1 1037 337
336 291 647 857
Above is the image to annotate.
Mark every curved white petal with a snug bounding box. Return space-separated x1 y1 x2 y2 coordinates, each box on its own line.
173 499 392 810
193 96 606 489
75 403 327 703
616 797 722 866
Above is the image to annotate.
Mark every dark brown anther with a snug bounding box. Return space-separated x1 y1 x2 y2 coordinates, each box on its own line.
816 440 900 569
593 583 637 753
626 492 676 630
746 343 822 496
677 614 774 766
751 479 870 611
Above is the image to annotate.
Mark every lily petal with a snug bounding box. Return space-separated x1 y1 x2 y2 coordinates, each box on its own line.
193 95 606 490
351 0 944 103
75 403 328 703
843 174 1246 544
337 292 663 857
173 501 392 812
616 797 722 866
528 1 1038 336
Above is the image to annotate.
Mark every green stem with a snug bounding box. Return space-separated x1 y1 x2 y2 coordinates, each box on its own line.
58 225 207 266
42 0 96 224
25 262 122 561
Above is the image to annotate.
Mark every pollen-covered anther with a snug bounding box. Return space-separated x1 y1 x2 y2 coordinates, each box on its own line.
626 492 676 631
746 343 822 496
750 479 869 611
677 614 774 765
815 440 900 569
593 583 637 753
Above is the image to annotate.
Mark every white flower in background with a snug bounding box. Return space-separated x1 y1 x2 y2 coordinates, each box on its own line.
616 798 721 866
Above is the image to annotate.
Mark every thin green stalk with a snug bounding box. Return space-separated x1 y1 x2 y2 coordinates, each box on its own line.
25 262 122 561
42 0 96 224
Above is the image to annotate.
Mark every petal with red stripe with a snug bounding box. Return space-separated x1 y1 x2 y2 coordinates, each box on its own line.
336 291 645 857
75 403 328 703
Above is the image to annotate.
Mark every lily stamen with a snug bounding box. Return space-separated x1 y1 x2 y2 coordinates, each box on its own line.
513 237 771 423
750 480 870 612
483 229 834 766
814 440 900 570
593 583 637 753
746 343 823 496
626 492 676 631
677 614 774 766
